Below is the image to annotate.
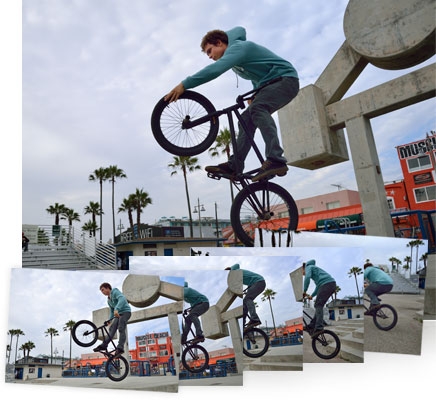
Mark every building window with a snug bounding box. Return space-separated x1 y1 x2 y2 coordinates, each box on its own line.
301 207 313 214
326 201 340 210
414 185 436 202
407 155 431 172
387 197 395 210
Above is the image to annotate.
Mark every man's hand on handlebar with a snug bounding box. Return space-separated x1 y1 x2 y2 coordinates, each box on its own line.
165 83 185 103
303 292 313 300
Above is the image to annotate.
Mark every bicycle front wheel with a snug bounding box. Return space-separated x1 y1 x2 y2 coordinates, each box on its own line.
151 90 219 156
243 327 269 358
72 320 98 347
231 181 299 247
181 344 209 373
373 304 398 331
105 355 129 382
311 329 341 360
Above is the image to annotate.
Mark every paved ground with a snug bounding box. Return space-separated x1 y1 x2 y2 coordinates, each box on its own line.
364 293 424 355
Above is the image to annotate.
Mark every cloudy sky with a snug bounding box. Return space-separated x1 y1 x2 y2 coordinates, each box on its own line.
14 0 435 243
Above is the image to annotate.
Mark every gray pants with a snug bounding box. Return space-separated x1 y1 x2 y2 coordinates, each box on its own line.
309 281 336 332
105 312 131 350
365 283 393 305
244 280 266 323
229 76 299 171
182 302 209 339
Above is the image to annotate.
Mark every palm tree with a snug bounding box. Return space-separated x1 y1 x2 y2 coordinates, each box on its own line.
89 167 109 241
45 327 59 364
420 253 428 272
82 220 99 237
168 156 201 237
7 329 17 363
46 203 67 225
403 256 411 277
348 266 363 302
20 341 35 360
118 194 136 233
13 329 25 363
63 320 76 369
60 207 80 244
106 165 127 242
84 201 102 237
388 256 401 272
261 288 277 337
208 127 235 201
412 239 425 273
131 188 153 238
332 285 341 301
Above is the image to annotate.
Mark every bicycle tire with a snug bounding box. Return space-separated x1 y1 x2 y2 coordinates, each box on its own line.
243 327 269 358
151 90 219 156
372 304 398 331
230 181 299 247
72 320 98 347
105 355 129 382
311 329 341 360
181 343 209 373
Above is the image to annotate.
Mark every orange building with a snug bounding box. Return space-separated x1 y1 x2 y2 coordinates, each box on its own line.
132 332 174 371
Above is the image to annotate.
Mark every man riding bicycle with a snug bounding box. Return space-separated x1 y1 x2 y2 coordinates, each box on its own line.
363 262 393 315
165 26 299 182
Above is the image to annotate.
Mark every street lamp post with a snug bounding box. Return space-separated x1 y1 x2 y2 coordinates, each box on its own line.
193 198 205 238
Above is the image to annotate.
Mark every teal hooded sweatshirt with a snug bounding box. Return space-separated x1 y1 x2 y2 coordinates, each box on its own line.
303 260 335 297
182 26 298 90
183 282 209 307
107 288 131 319
229 263 264 286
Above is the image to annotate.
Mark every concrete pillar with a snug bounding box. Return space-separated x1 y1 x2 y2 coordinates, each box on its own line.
227 316 244 373
345 116 395 237
167 312 181 375
424 253 436 318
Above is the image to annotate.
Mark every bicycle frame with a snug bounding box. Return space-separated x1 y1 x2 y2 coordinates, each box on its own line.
182 77 282 182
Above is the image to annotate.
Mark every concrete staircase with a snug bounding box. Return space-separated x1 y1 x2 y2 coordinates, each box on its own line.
331 319 364 363
243 344 303 371
390 272 421 294
22 246 100 270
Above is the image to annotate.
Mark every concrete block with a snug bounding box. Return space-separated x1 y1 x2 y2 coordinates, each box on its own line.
290 267 303 302
278 84 349 170
122 274 161 307
202 305 229 339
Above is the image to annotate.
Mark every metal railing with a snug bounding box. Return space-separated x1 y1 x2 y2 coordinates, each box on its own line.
23 225 117 269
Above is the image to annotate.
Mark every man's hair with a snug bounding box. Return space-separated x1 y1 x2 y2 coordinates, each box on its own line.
100 282 112 290
201 29 228 52
364 262 373 269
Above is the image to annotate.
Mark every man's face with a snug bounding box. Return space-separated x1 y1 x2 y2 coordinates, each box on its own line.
100 287 111 296
204 40 226 61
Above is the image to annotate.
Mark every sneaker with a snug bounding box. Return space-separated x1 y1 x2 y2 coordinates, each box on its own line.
364 304 381 315
251 160 288 182
93 344 107 352
205 162 236 176
246 319 262 329
192 335 205 343
113 348 124 356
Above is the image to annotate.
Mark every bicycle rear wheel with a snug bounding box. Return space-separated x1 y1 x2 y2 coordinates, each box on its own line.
105 355 129 382
72 320 98 347
311 330 341 360
230 181 298 247
151 90 219 156
181 344 209 373
243 327 269 358
372 304 398 331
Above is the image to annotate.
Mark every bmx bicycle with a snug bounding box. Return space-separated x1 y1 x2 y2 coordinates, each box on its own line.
302 308 341 360
241 289 270 358
151 78 299 247
180 308 210 373
72 317 129 382
364 297 398 331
